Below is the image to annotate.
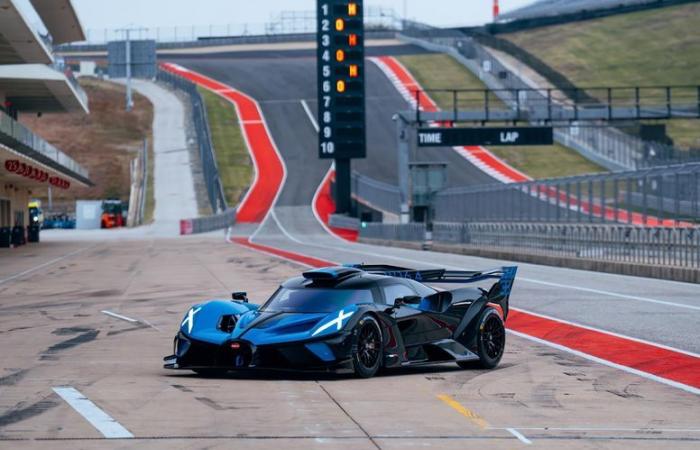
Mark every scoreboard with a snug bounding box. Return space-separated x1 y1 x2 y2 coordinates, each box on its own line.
316 0 366 160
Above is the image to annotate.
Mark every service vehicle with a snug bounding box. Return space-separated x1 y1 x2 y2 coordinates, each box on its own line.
164 264 517 378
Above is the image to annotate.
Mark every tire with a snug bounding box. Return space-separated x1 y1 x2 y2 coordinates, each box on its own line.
351 315 382 378
458 308 506 370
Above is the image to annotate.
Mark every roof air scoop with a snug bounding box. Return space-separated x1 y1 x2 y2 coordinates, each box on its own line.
302 266 362 281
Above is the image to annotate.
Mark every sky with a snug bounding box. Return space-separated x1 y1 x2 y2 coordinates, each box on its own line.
60 0 537 34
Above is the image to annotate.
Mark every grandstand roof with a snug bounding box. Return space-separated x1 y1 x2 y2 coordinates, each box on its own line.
30 0 86 45
0 0 53 65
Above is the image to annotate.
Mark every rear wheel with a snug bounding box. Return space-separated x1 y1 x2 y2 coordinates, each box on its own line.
458 308 505 370
352 315 382 378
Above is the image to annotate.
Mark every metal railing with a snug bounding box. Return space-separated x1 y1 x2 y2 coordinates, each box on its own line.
358 221 700 269
413 85 700 124
432 222 700 269
361 222 426 242
181 209 236 235
157 69 226 214
398 29 698 171
434 163 700 226
0 108 89 182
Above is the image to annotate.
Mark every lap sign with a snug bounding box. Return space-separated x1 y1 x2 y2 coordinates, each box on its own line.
417 127 553 147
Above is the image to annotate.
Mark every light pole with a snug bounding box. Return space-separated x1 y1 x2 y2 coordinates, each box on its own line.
115 27 147 112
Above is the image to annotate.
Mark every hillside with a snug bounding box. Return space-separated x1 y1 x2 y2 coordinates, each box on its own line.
20 78 154 215
502 2 700 149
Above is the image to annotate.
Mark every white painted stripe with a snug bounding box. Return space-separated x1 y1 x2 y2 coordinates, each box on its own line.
301 99 319 133
240 120 263 124
0 246 95 285
507 329 700 396
52 387 134 438
100 310 139 324
518 277 700 312
506 428 532 445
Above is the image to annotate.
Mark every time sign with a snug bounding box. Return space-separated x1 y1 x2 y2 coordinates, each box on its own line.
317 0 366 159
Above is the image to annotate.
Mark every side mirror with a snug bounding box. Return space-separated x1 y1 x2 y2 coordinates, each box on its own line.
232 292 248 303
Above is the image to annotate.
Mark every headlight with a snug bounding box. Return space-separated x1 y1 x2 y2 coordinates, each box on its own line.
312 309 355 337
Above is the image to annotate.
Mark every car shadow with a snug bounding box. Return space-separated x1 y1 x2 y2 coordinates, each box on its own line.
163 362 503 382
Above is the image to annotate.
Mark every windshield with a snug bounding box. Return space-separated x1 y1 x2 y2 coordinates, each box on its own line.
261 288 374 313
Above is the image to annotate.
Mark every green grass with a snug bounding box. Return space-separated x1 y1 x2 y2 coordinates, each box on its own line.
199 87 253 208
503 3 700 149
490 144 606 179
397 54 607 177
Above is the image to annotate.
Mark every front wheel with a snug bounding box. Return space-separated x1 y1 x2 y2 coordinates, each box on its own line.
458 308 505 370
351 315 382 378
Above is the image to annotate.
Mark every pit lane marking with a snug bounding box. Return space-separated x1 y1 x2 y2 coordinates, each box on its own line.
506 428 533 445
436 394 489 430
52 387 133 439
0 245 96 286
101 310 139 323
101 310 161 331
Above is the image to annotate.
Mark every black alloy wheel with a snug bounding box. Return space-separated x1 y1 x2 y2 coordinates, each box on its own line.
352 315 382 378
459 308 506 370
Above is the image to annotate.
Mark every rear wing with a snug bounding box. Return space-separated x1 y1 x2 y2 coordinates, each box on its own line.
348 264 517 299
349 264 517 319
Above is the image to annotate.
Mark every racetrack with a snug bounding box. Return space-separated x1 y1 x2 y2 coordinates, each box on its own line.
0 233 698 448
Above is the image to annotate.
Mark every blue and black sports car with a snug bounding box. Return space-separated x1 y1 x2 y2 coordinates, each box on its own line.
164 264 517 378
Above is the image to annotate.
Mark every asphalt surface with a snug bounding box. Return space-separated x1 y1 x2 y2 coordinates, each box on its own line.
173 48 499 207
0 234 698 448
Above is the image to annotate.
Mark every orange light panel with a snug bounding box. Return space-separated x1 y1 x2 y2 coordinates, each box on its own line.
337 80 346 93
335 18 345 31
348 34 358 46
349 65 358 78
348 3 358 16
336 49 345 62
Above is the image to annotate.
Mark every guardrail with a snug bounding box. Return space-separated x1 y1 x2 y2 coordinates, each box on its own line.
434 162 700 225
433 222 700 269
359 221 700 270
0 107 90 182
157 68 226 214
360 222 426 242
180 209 236 235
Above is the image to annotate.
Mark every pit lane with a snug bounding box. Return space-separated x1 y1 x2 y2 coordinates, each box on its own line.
0 234 698 449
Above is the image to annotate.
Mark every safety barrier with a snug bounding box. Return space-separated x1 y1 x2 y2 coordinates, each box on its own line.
433 162 700 226
360 222 426 242
359 221 700 270
352 172 401 215
180 209 236 235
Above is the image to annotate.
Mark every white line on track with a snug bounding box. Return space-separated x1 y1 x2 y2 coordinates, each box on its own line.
301 99 319 132
52 387 134 439
0 245 95 285
518 277 700 311
101 310 161 331
506 428 532 445
101 310 139 323
507 329 700 396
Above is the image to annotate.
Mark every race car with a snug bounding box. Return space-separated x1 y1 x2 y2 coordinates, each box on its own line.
164 264 517 378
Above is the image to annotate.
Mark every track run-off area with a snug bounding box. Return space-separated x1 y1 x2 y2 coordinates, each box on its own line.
1 51 699 448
